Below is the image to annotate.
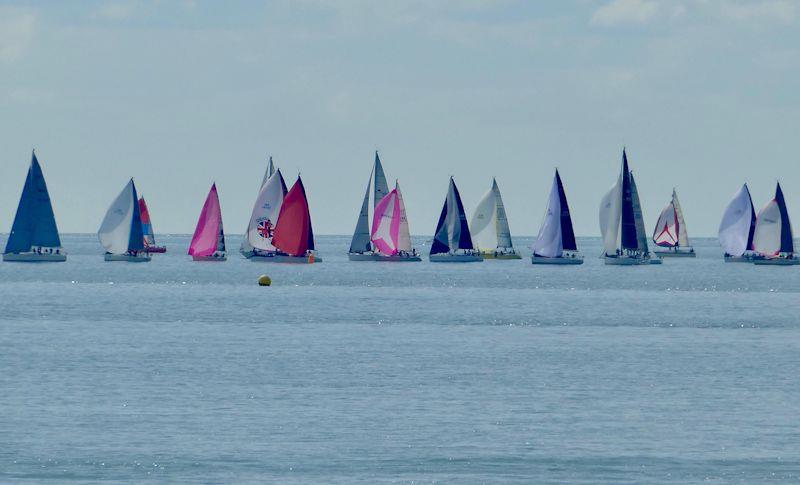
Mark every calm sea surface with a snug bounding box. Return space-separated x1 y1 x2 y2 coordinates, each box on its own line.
1 234 799 483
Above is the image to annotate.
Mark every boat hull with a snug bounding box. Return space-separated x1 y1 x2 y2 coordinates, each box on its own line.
429 253 484 263
724 254 759 263
192 255 227 262
482 252 522 260
374 254 422 262
531 254 583 265
604 255 653 265
144 246 167 253
753 258 800 266
250 254 323 263
348 253 378 261
104 253 151 262
654 249 696 258
3 252 67 262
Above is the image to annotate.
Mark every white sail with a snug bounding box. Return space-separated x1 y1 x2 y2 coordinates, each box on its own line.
532 174 563 258
396 181 412 252
261 156 275 188
470 186 497 251
718 184 754 257
493 180 513 248
247 169 285 251
242 157 276 254
672 190 690 247
98 180 136 255
653 203 678 247
753 199 782 256
599 176 622 255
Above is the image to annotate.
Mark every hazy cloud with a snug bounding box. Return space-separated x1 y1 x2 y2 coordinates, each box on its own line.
0 6 36 63
590 0 661 26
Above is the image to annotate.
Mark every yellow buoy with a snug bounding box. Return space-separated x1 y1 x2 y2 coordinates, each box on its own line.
258 274 271 286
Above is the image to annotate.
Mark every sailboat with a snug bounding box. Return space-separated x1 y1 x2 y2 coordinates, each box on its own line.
3 151 66 262
240 156 277 257
348 151 390 261
139 196 167 253
531 169 582 264
718 183 757 262
268 175 322 263
98 179 150 262
652 189 695 257
429 177 483 262
752 182 799 265
189 183 226 261
470 178 520 259
242 165 288 260
370 181 422 261
599 149 659 265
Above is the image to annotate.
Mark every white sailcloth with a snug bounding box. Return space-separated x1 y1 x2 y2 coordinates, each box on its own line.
98 180 136 255
599 177 622 255
672 190 690 247
532 174 563 258
246 170 284 251
470 187 497 251
718 184 754 257
396 182 412 252
752 199 782 256
653 203 678 247
242 157 276 254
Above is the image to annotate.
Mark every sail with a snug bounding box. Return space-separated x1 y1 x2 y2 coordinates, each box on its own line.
672 190 691 247
189 183 223 257
98 179 144 254
532 173 563 258
599 176 622 255
431 178 473 255
349 170 373 253
261 156 275 187
555 170 577 251
4 152 62 254
396 181 413 252
718 184 756 256
493 180 513 249
470 185 497 251
272 176 313 256
242 156 277 254
373 152 389 211
138 197 156 247
620 152 638 250
653 202 678 247
371 189 400 255
753 199 782 256
774 183 794 254
246 169 287 251
629 173 649 252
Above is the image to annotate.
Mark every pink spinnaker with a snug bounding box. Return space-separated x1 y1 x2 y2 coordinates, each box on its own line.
189 184 222 257
371 189 400 255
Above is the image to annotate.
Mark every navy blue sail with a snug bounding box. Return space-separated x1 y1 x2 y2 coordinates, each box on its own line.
4 152 62 254
555 170 577 251
430 197 451 255
452 180 474 250
620 149 638 250
128 181 146 252
774 183 794 254
431 178 474 255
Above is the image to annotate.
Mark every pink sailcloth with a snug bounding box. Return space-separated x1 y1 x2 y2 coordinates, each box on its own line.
370 189 400 255
189 183 223 257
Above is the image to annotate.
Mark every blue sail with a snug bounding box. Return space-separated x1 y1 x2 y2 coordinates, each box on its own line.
451 180 474 250
4 152 62 254
620 149 638 250
774 182 794 254
555 170 578 251
128 180 146 251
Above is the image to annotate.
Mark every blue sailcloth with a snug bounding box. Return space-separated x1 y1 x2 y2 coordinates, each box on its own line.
4 152 62 254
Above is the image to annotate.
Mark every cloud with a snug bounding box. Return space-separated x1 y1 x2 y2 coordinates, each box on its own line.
590 0 661 26
716 0 796 23
0 6 36 63
93 1 137 20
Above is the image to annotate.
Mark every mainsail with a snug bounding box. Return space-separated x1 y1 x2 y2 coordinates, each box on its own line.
754 182 795 256
396 181 413 253
349 152 389 254
246 169 287 252
241 156 277 254
4 152 63 255
431 178 474 255
189 183 225 257
600 150 650 255
98 179 145 254
718 184 756 256
272 176 314 256
371 189 400 255
138 197 156 248
470 178 513 251
629 173 649 252
533 170 577 257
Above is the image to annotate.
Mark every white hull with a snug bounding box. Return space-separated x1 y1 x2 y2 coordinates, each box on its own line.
724 254 758 263
429 253 483 263
654 248 696 258
192 255 227 262
604 255 653 265
3 252 67 262
531 254 583 265
104 253 151 262
753 257 800 266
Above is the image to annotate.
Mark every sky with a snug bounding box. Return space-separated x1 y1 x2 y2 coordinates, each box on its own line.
1 0 799 237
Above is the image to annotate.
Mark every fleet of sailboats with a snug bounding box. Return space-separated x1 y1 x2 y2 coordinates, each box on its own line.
470 178 520 259
531 170 582 264
189 183 226 261
752 182 798 265
3 152 66 262
652 189 695 257
98 179 150 262
4 148 800 267
430 178 482 262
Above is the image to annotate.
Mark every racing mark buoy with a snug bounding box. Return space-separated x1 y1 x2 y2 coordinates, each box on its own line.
258 274 271 286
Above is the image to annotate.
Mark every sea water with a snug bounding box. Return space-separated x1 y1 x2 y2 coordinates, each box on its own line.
1 234 798 483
